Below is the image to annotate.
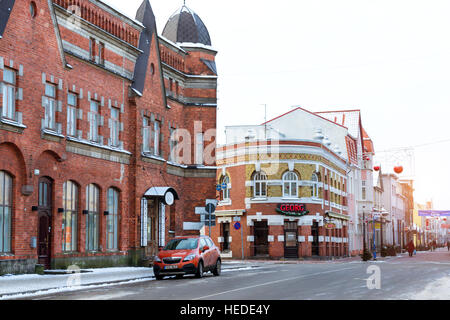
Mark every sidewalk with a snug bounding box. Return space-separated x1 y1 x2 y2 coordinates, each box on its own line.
0 261 260 299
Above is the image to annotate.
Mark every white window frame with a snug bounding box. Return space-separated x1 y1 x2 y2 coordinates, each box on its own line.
89 101 99 143
143 117 151 153
43 83 56 131
110 107 120 147
195 132 203 165
253 171 268 198
283 172 298 198
1 68 16 120
67 93 78 137
311 173 319 198
221 175 230 200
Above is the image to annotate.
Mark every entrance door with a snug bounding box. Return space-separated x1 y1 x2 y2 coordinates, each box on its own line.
145 199 159 257
284 222 298 258
254 221 269 256
221 222 230 252
38 177 52 269
311 221 320 256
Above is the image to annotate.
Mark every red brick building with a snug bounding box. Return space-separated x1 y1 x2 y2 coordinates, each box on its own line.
0 0 217 274
207 108 351 260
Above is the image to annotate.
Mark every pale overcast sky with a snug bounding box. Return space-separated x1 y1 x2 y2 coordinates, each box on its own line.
104 0 450 209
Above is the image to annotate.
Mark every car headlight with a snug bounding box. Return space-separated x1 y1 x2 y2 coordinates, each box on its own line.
154 256 162 263
183 254 196 262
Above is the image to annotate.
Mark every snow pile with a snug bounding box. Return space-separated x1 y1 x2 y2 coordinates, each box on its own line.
409 275 450 300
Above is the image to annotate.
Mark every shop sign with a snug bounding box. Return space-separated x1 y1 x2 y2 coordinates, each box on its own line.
325 223 336 230
375 222 381 230
276 204 309 217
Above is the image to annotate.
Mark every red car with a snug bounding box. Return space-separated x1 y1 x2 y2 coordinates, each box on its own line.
153 236 221 280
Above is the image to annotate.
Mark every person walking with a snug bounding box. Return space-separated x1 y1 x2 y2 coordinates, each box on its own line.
447 241 450 252
407 240 415 257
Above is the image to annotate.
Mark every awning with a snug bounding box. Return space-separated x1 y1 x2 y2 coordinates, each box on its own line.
326 211 350 221
144 187 179 205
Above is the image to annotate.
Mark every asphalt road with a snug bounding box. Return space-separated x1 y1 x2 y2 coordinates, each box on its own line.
29 249 450 300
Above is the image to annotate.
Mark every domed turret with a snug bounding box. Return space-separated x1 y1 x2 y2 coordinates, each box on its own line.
162 5 211 46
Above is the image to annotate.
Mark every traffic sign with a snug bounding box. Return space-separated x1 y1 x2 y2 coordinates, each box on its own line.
234 222 241 230
233 216 241 222
221 182 228 190
205 203 216 214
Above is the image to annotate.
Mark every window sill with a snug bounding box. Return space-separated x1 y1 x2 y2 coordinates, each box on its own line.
218 199 232 206
142 153 166 163
1 117 26 129
251 197 268 201
67 136 131 155
42 128 65 138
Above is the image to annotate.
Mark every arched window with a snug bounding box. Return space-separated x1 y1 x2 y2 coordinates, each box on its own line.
220 175 230 201
106 188 119 250
0 171 12 253
311 173 319 198
62 181 78 252
86 184 100 252
283 172 298 198
253 171 267 198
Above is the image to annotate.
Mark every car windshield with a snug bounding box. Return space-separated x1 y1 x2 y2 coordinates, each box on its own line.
164 238 198 250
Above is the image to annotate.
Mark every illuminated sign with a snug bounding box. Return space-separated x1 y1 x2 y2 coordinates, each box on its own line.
276 204 309 217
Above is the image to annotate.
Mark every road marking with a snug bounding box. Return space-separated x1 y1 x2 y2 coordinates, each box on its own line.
192 266 356 300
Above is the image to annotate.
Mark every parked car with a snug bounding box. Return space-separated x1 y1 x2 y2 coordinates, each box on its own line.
153 235 221 280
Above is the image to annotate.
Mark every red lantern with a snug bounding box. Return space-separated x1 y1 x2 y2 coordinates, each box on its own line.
394 166 403 174
374 166 380 172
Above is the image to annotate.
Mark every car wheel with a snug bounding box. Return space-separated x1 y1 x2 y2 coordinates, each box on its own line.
195 261 204 278
213 259 221 276
155 275 164 280
176 274 184 279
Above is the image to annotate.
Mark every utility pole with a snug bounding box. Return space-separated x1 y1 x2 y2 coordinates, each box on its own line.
261 104 267 140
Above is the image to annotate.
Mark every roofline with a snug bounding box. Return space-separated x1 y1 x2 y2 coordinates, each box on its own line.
315 109 361 114
262 107 348 130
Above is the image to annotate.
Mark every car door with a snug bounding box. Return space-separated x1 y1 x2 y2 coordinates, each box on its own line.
206 237 218 266
200 238 211 268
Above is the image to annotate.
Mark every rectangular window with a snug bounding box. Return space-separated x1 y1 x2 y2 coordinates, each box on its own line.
143 117 151 153
0 171 12 253
43 83 56 130
195 132 204 165
89 101 99 143
67 93 78 137
86 184 99 252
62 181 78 252
154 120 161 156
1 68 16 120
106 188 119 250
99 42 105 66
169 126 178 162
110 107 120 147
89 37 96 62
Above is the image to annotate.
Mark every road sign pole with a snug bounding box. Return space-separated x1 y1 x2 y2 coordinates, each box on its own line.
209 212 211 238
241 223 244 260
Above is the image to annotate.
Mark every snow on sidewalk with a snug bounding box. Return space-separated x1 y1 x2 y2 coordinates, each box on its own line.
0 267 154 298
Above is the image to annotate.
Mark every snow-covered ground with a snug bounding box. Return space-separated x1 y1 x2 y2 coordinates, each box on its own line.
407 275 450 300
0 267 153 299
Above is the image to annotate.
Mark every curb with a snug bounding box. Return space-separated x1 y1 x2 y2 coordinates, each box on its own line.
0 276 155 300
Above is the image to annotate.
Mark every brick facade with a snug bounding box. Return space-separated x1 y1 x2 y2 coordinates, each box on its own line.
0 0 217 274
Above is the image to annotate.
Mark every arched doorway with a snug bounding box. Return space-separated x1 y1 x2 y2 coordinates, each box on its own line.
38 177 53 269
